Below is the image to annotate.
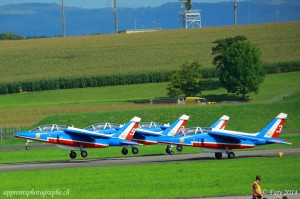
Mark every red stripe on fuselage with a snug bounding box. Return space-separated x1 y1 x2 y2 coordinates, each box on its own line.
48 138 108 148
133 139 157 145
192 142 253 149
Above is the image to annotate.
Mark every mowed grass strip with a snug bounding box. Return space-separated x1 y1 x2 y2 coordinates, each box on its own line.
0 22 299 83
0 72 299 127
1 156 299 198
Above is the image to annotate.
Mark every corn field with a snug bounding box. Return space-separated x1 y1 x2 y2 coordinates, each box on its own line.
0 21 299 94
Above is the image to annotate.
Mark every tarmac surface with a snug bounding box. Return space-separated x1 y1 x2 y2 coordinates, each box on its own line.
0 148 299 172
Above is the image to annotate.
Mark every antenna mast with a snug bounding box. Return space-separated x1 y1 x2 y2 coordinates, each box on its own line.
113 0 118 34
234 0 237 26
62 0 66 37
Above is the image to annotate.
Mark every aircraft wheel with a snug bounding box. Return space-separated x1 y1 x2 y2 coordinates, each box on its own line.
81 150 88 158
25 145 30 150
215 152 222 159
70 151 77 159
122 148 128 155
176 145 183 152
132 147 139 154
166 147 173 155
166 147 172 154
228 152 235 159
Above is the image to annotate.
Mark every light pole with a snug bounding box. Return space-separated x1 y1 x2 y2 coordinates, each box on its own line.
234 0 237 26
113 0 118 34
62 0 66 37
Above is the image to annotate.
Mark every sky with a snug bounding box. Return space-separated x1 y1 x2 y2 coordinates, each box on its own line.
0 0 233 8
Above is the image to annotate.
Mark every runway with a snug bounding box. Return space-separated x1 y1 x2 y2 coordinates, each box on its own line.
1 148 299 172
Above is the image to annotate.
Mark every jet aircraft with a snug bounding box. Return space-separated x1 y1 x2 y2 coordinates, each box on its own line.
81 115 189 155
15 117 141 159
164 115 230 154
158 113 290 159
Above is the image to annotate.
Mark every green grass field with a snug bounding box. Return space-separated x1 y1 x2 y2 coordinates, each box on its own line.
0 71 299 127
1 156 299 198
0 22 299 84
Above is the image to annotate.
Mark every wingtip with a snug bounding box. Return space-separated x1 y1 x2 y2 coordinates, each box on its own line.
221 115 230 120
277 113 287 119
180 114 189 120
131 116 141 123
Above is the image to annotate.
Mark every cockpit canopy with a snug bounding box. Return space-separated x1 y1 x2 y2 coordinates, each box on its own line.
84 123 121 131
30 124 68 132
138 122 168 129
176 127 211 136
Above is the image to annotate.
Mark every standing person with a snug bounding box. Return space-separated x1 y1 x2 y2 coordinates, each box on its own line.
252 175 262 199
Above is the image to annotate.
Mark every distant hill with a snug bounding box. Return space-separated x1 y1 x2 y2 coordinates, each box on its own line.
0 1 299 37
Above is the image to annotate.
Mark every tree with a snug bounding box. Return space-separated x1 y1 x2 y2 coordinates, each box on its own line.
167 62 202 97
220 40 265 100
212 35 247 69
0 32 23 40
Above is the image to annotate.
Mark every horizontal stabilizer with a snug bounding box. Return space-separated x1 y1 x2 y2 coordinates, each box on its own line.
266 139 292 145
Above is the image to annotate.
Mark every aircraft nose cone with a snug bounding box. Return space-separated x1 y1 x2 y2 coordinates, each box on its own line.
14 131 35 139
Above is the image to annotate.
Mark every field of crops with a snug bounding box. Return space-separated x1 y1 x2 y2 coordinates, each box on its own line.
0 21 299 84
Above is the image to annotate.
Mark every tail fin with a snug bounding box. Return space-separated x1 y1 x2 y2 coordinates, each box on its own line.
257 113 287 138
162 115 189 136
115 117 141 140
210 115 230 130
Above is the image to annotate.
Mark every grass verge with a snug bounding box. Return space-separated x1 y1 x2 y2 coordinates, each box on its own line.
1 155 299 198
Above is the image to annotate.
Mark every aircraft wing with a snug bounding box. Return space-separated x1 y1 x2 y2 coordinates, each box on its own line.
208 131 291 145
119 140 141 146
207 130 264 142
63 127 113 139
135 129 162 137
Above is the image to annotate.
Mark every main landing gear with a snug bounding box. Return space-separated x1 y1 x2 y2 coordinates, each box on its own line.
69 146 88 159
176 145 183 152
121 147 139 155
166 145 183 155
214 149 236 159
166 145 174 155
69 150 88 159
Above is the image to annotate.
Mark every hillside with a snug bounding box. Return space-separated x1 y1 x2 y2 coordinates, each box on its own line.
0 21 300 85
0 72 299 127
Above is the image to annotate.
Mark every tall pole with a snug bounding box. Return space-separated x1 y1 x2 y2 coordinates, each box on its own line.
234 0 237 26
114 0 118 34
62 0 66 37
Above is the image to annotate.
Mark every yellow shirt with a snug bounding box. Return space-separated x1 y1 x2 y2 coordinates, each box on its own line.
252 181 262 196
